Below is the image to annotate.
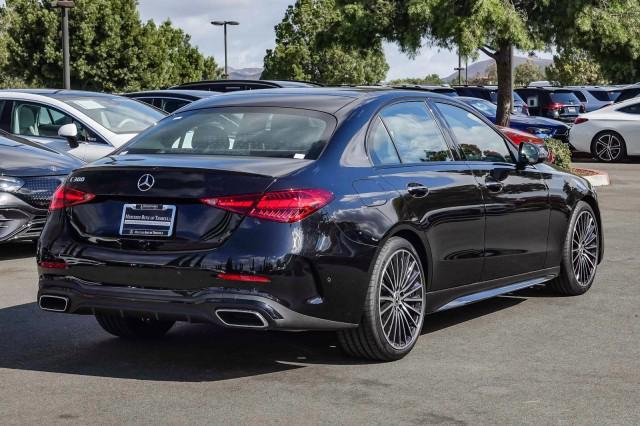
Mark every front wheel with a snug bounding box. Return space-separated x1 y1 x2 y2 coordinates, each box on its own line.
591 131 626 162
548 201 600 295
338 237 426 361
95 312 175 339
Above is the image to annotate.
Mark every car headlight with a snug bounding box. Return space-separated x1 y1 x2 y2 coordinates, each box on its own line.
0 176 25 193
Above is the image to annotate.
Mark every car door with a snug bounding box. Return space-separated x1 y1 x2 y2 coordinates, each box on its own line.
9 100 113 161
432 101 550 281
369 101 485 291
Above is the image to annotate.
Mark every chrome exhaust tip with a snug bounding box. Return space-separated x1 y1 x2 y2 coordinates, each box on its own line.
38 295 69 312
215 309 268 329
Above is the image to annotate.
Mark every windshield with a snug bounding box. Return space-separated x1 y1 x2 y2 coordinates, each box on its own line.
467 99 497 116
550 91 581 104
120 107 336 160
55 96 166 134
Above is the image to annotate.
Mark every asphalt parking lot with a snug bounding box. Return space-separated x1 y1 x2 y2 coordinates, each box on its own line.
0 161 638 425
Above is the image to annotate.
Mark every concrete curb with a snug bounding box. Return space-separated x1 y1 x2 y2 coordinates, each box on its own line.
575 168 610 187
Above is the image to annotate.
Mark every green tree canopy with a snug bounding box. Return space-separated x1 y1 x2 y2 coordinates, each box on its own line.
0 0 222 91
388 73 443 85
262 0 388 85
545 48 608 86
514 60 545 87
334 0 640 125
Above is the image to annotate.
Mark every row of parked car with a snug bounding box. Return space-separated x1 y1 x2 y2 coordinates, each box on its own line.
1 77 638 245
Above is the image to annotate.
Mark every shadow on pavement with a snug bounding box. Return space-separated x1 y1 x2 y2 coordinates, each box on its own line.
0 241 37 261
0 295 525 382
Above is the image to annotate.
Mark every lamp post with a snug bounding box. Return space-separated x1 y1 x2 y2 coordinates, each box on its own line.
51 1 75 89
211 20 239 79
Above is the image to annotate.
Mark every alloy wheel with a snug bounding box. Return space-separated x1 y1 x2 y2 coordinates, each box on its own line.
378 249 425 350
571 210 599 286
594 133 622 161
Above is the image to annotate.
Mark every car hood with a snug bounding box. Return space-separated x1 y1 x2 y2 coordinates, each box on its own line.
0 134 84 177
510 115 569 129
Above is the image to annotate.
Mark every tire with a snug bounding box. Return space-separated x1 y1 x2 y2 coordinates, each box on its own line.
95 312 174 339
548 201 600 295
338 236 426 361
591 131 626 162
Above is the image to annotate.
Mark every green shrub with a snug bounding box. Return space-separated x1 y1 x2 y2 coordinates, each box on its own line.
545 138 572 170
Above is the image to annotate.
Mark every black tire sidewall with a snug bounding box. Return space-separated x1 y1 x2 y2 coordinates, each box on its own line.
591 131 627 162
362 237 426 360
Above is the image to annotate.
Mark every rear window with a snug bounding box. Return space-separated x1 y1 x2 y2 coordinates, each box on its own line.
615 89 640 103
120 107 335 160
550 91 581 104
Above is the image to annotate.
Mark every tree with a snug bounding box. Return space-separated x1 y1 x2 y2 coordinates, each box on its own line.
335 0 639 125
0 0 221 91
262 0 388 85
545 48 608 85
389 73 443 85
514 60 545 87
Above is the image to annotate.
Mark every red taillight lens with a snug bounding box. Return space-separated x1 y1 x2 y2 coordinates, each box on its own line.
574 117 589 125
38 259 67 269
548 102 564 110
49 186 96 211
217 273 270 283
201 189 333 223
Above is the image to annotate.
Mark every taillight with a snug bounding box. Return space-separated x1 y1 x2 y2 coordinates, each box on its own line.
201 189 333 223
548 102 564 110
574 117 589 125
217 273 270 283
38 259 68 269
49 185 96 211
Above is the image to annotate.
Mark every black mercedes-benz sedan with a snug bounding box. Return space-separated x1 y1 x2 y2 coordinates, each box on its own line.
37 88 603 360
1 131 82 242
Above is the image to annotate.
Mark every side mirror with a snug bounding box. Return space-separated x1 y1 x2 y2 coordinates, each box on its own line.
518 142 545 166
58 123 79 149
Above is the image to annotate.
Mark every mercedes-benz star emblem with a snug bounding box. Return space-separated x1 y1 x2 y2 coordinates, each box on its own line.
137 174 155 192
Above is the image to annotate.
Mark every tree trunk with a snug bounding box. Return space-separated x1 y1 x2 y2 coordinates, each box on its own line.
494 43 513 127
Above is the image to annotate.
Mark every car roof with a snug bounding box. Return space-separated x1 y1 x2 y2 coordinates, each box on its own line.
172 79 322 88
0 88 118 98
124 89 217 98
176 87 453 114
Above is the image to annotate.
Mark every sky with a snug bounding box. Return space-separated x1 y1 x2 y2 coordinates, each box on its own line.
136 0 502 80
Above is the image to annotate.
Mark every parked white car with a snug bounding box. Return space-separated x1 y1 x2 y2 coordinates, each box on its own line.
570 97 640 162
0 89 166 162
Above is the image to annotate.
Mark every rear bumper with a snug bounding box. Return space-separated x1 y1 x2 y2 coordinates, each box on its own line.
38 277 357 331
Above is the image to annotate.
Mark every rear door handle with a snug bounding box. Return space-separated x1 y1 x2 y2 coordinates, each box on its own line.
406 182 429 198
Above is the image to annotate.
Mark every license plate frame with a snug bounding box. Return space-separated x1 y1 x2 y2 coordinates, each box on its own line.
119 204 176 237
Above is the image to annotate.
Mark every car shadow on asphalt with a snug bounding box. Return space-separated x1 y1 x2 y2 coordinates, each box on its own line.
0 295 528 382
0 241 37 261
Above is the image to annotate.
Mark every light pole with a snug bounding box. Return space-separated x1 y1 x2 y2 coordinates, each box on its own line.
51 1 75 89
211 20 239 79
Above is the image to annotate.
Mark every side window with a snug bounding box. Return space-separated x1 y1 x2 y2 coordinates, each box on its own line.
619 103 640 114
573 91 587 102
368 117 400 165
161 98 190 113
435 102 514 163
11 101 102 144
379 102 452 163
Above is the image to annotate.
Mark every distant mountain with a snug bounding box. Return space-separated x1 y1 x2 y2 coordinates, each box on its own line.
228 67 263 80
443 56 552 82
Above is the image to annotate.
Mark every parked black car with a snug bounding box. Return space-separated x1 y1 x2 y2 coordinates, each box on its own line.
123 90 218 113
0 130 82 243
453 85 529 115
391 85 459 97
566 86 618 112
515 87 584 122
171 79 321 93
37 88 603 361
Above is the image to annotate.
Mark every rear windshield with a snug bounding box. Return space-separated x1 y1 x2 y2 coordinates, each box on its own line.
615 88 640 103
550 91 581 104
120 107 335 160
588 90 615 101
